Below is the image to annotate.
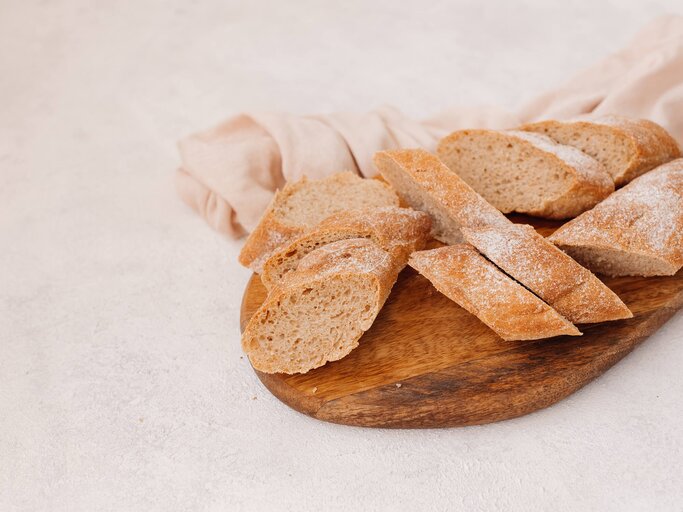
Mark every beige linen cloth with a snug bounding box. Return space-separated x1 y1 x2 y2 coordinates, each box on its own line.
176 16 683 238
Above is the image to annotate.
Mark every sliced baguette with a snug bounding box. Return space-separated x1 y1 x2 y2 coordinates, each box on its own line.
260 206 431 290
373 149 510 244
242 238 402 374
409 245 580 341
436 129 614 219
238 172 399 272
520 116 681 186
461 224 632 323
549 159 683 277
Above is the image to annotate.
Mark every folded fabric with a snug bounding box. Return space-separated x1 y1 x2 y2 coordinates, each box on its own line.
176 15 683 238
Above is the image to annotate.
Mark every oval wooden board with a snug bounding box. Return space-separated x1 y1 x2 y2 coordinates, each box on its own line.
240 219 683 428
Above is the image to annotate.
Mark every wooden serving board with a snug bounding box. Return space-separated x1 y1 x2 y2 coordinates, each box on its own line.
240 218 683 428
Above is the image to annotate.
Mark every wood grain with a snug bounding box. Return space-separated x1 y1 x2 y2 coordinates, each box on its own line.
239 217 683 428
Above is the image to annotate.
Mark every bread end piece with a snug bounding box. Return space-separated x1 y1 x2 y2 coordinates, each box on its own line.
521 116 681 186
548 159 683 277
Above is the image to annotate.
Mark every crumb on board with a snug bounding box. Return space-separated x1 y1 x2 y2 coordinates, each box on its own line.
311 387 318 394
395 383 402 388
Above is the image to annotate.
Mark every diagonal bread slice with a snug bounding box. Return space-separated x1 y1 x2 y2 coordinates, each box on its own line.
520 115 681 186
242 238 403 374
436 129 614 219
260 206 431 290
238 172 399 273
373 149 510 244
461 224 632 324
409 245 580 341
373 148 631 323
548 159 683 277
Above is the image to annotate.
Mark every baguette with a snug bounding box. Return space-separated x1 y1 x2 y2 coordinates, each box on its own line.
242 238 402 374
409 245 580 341
436 129 614 219
238 172 399 272
461 224 633 323
549 159 683 276
373 149 510 244
520 116 681 186
260 206 431 290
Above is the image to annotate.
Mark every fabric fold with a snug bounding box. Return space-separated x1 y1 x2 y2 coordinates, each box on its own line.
177 15 683 237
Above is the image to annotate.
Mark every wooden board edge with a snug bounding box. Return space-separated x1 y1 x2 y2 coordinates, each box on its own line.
312 293 683 428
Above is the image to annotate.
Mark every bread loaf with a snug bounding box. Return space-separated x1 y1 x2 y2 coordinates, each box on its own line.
521 116 681 186
409 245 580 341
260 206 431 289
436 129 614 219
461 224 632 323
373 149 509 244
549 159 683 276
242 238 402 374
238 172 399 272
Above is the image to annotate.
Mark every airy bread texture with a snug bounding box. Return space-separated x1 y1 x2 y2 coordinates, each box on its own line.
521 115 681 186
436 129 614 219
373 149 509 244
409 245 580 341
260 206 431 290
238 172 399 272
461 224 632 323
549 159 683 277
242 238 402 374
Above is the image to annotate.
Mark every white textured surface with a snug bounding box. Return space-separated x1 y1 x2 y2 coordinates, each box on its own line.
2 1 683 510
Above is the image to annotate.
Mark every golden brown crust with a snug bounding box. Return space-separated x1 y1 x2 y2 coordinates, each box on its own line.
238 188 304 272
409 245 580 341
461 224 632 323
291 238 403 302
521 116 681 186
436 129 614 219
373 149 510 244
242 239 402 374
238 173 398 272
592 116 681 183
260 206 431 289
549 159 683 276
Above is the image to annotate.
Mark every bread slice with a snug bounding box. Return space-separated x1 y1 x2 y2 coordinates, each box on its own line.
238 172 399 272
409 245 580 341
436 129 614 219
373 149 510 244
520 116 681 186
461 224 632 323
242 238 402 374
549 159 683 277
260 206 431 290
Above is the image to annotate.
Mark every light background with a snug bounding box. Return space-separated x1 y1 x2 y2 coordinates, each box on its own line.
2 1 682 510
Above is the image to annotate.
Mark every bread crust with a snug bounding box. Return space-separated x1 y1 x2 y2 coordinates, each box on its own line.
373 149 510 244
242 238 402 374
461 224 632 323
238 187 305 273
549 159 683 277
260 206 431 289
238 172 399 272
436 129 614 219
521 116 681 186
409 245 580 341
